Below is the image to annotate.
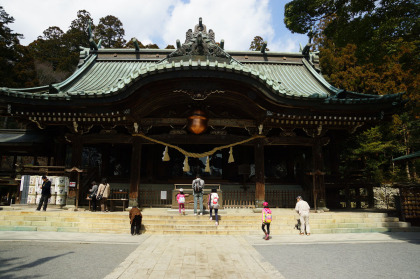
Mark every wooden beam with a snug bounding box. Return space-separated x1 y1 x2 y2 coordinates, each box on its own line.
138 118 256 128
265 136 329 146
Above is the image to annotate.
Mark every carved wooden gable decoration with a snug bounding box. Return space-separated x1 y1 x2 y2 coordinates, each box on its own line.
167 18 234 63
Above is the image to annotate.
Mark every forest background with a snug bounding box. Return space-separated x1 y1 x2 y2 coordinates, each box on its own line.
0 1 418 184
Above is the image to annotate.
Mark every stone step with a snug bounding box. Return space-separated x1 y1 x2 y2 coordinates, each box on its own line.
0 210 417 235
0 225 37 231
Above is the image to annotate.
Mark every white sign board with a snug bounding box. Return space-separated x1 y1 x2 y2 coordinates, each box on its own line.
160 191 167 200
69 182 76 188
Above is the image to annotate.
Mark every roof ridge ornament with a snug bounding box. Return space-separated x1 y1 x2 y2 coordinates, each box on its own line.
166 17 241 65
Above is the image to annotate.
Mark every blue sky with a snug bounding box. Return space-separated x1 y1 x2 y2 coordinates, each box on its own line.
3 0 309 52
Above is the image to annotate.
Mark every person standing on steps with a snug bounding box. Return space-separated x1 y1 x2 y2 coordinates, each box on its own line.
129 203 142 235
89 181 98 212
192 174 205 215
208 188 219 226
177 188 189 215
36 175 51 211
97 178 111 212
295 196 311 236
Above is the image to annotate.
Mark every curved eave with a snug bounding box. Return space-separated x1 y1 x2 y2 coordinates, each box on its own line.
52 54 98 92
301 59 341 95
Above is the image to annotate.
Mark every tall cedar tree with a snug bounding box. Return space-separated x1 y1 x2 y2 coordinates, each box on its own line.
95 15 126 48
0 6 37 87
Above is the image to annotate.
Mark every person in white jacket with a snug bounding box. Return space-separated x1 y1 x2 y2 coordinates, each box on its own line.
295 196 310 236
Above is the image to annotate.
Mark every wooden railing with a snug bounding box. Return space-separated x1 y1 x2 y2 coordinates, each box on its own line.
223 190 302 208
223 191 256 208
265 190 302 208
139 190 172 207
137 189 303 208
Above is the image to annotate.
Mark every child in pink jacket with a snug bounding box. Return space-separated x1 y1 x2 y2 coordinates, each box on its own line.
176 188 187 215
262 202 272 240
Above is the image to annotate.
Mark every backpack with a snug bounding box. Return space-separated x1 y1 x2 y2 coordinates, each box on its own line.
263 208 272 224
178 194 185 204
193 179 204 192
211 193 219 208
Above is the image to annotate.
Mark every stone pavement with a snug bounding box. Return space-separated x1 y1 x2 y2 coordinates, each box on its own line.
2 231 419 279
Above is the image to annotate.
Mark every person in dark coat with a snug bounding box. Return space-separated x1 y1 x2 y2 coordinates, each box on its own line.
36 175 51 211
129 204 142 235
89 181 98 212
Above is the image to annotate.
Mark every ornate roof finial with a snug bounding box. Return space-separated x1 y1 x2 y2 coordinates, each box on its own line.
194 17 207 35
167 17 237 63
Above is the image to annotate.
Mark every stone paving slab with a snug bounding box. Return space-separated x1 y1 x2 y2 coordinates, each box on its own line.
104 235 285 279
245 232 420 246
1 231 419 279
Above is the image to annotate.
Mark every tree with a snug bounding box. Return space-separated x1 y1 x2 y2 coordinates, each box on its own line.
391 113 419 180
249 36 269 51
28 26 67 72
66 10 94 51
284 0 419 65
95 15 126 48
125 37 145 49
144 43 159 49
28 10 96 84
284 1 419 183
0 6 37 87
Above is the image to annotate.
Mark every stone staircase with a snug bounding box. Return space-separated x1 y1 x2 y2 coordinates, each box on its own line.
0 208 418 235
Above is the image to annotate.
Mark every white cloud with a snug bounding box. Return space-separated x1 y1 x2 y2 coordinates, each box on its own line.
162 0 274 50
2 0 306 52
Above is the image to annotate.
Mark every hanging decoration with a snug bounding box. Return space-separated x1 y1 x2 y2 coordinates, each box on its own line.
134 133 265 171
183 156 190 172
187 109 208 134
205 156 210 173
162 146 170 161
228 147 234 163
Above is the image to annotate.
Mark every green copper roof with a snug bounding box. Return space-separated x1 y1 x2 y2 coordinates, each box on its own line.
0 56 332 98
0 50 404 109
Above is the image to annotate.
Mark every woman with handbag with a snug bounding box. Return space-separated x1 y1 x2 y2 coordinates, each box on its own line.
88 181 98 211
97 178 111 212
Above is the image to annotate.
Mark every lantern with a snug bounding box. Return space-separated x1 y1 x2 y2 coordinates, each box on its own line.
187 109 208 134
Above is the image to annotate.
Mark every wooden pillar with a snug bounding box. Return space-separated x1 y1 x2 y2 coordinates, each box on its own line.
312 137 327 210
254 139 265 208
129 138 142 207
67 135 83 206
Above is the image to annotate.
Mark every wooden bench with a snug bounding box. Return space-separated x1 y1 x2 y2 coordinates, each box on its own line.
86 197 128 211
108 198 128 211
108 191 129 211
86 191 128 211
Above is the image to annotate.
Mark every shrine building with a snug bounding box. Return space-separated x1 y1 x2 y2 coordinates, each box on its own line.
0 18 405 209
